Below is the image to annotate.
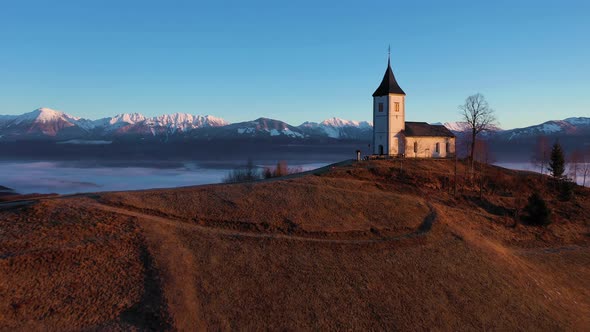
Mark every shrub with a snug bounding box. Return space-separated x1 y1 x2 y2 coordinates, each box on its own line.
222 160 262 183
558 178 575 201
263 161 303 179
522 192 551 226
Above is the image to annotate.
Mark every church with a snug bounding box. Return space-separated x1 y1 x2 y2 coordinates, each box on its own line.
372 56 455 158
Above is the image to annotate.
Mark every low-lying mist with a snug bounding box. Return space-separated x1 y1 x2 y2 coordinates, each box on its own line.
0 160 327 195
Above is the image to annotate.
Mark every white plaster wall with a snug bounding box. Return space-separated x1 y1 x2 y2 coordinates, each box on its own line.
388 94 405 155
373 95 389 154
388 94 405 134
373 94 407 155
405 137 456 158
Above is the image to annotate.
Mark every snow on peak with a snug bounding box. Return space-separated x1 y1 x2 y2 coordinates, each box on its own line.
9 107 93 129
91 112 229 135
150 113 228 128
320 117 372 128
108 113 147 125
202 115 228 127
297 117 372 139
441 121 502 133
564 117 590 126
23 108 67 122
145 113 228 133
441 121 471 132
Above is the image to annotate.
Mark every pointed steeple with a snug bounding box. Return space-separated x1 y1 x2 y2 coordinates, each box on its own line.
388 44 391 66
372 49 405 97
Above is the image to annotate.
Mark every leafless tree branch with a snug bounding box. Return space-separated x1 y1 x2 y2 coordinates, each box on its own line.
458 93 498 165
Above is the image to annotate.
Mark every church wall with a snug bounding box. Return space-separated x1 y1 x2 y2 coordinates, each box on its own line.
373 95 389 155
405 136 456 158
388 94 405 155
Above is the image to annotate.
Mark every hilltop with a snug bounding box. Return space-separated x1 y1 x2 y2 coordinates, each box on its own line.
1 159 589 330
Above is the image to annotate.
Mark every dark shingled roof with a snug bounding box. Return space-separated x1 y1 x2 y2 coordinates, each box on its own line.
372 60 406 96
405 122 455 137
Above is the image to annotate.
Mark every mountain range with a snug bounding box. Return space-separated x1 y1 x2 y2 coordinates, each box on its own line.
0 108 373 141
0 108 589 148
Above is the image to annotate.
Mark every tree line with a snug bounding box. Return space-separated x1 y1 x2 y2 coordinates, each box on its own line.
458 93 588 226
222 160 303 183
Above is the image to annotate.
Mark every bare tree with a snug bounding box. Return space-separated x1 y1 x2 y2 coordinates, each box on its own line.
581 148 590 187
531 135 549 176
473 138 493 164
582 162 590 187
569 149 583 184
459 93 497 166
223 159 262 183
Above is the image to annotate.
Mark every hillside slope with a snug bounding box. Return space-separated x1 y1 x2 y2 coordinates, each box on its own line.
1 160 589 330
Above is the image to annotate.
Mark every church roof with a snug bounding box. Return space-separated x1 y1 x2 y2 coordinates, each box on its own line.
372 59 406 96
405 122 455 137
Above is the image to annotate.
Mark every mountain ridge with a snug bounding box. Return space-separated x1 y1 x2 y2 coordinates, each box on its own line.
0 108 588 144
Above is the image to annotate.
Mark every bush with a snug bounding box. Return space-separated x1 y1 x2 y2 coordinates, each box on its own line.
522 192 551 226
263 161 303 179
558 178 575 201
222 160 262 183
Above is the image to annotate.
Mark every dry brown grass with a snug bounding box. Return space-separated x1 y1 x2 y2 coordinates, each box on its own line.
1 159 589 330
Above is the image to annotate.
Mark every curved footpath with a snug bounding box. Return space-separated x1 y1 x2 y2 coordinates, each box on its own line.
91 201 437 244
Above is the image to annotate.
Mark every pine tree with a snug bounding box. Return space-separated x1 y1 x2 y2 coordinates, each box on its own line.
523 192 551 226
548 141 565 178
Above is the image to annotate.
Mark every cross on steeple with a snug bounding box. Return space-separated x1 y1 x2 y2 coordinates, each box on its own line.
388 45 391 66
372 47 405 96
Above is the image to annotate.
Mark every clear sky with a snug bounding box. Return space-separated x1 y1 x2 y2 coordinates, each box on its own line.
0 0 588 129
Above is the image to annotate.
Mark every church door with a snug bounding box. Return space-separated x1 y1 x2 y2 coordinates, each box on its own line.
378 145 384 155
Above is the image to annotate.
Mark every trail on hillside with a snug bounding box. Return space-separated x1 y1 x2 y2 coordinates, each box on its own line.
91 202 437 244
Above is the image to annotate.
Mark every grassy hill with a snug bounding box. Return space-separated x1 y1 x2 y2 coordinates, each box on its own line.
1 159 589 330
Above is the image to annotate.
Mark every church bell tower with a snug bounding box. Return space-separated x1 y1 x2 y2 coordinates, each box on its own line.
372 51 406 156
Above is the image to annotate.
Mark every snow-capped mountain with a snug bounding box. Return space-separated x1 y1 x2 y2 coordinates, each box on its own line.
94 113 229 137
0 108 588 145
148 113 227 132
93 113 147 130
435 121 503 134
0 108 93 138
299 117 372 140
439 121 471 133
495 118 590 141
0 108 229 140
0 108 375 141
438 118 590 140
214 118 304 138
438 117 589 161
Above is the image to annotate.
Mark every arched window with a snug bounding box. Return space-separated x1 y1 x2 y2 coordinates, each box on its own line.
435 142 440 153
446 142 450 154
413 142 418 153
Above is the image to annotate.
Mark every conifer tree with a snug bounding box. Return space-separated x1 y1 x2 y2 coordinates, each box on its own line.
548 141 565 178
523 192 551 226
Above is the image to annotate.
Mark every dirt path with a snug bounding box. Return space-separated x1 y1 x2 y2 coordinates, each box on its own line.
91 202 436 245
89 200 436 329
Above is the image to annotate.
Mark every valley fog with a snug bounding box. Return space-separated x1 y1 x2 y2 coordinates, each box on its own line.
0 160 328 195
3 159 587 196
495 162 588 187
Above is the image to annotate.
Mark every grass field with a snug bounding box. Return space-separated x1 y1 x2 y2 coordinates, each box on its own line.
1 159 589 330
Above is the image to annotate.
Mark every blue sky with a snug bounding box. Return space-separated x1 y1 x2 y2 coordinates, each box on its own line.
0 0 588 129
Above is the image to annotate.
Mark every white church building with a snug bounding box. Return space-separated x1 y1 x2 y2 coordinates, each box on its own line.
372 57 455 158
